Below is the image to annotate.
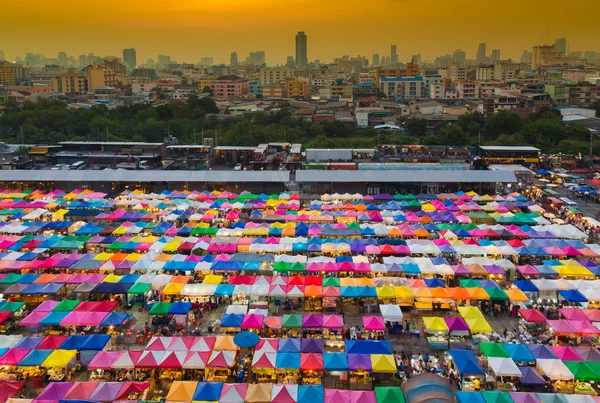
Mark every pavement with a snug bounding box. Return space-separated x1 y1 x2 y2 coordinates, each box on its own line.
554 187 600 217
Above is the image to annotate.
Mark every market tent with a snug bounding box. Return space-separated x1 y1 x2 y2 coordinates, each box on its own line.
276 352 300 369
323 353 348 371
504 344 535 363
374 387 405 403
0 348 30 365
166 381 198 403
466 318 492 333
379 304 403 322
481 391 513 403
207 350 236 368
457 392 486 403
458 306 484 319
278 338 301 354
536 358 574 380
111 350 143 369
488 357 522 377
347 354 372 371
324 389 350 403
551 346 583 361
18 349 52 366
36 381 74 401
192 382 223 402
563 362 600 381
536 394 568 403
480 343 510 358
219 383 248 403
509 392 540 403
300 353 324 371
518 309 547 323
363 316 386 331
246 383 273 403
0 380 25 403
271 384 298 403
88 351 124 370
449 350 485 377
213 335 237 351
519 367 547 386
423 317 449 333
41 349 77 368
370 354 396 373
252 352 277 369
527 345 557 359
298 385 324 403
63 381 100 400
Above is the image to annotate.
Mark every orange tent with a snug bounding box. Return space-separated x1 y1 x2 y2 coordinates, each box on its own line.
430 287 451 299
448 287 471 300
466 287 490 300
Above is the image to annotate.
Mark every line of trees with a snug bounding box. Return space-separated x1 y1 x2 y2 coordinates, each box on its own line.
0 97 599 154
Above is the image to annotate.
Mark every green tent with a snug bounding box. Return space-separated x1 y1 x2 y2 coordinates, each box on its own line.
565 361 600 381
485 288 509 300
322 277 340 287
394 194 416 201
149 302 172 315
273 262 291 272
481 392 512 403
479 343 510 358
281 314 302 328
127 282 151 295
0 301 25 313
53 299 81 312
375 387 405 403
459 279 480 288
289 262 306 272
0 274 22 284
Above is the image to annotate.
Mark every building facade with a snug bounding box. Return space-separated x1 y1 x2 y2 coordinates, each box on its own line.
259 68 295 85
380 76 426 99
52 70 88 94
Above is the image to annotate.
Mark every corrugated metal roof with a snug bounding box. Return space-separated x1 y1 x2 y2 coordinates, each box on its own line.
296 170 517 183
479 146 540 151
0 170 289 183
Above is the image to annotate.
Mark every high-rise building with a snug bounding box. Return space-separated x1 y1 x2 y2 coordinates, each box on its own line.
412 54 422 64
520 50 533 64
157 54 171 69
584 51 597 64
314 59 320 65
230 52 239 66
532 45 557 69
372 54 380 66
286 56 294 64
295 32 308 67
58 52 68 67
477 43 487 63
453 49 466 66
247 51 266 66
391 45 398 65
200 57 214 66
123 48 137 70
555 38 567 55
568 51 583 58
491 49 501 63
0 62 16 85
0 50 5 61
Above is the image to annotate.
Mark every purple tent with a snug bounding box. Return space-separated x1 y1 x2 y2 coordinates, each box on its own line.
347 354 372 371
350 241 366 254
483 265 506 275
373 194 393 201
89 382 125 402
509 392 541 403
36 382 74 401
518 367 546 386
300 338 324 353
302 314 323 329
576 347 600 362
444 317 470 333
527 344 557 359
452 265 471 275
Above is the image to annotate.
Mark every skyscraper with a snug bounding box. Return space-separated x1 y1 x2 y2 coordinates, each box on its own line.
477 43 487 63
247 51 266 65
295 32 308 67
157 54 171 69
520 50 532 64
286 56 294 64
555 38 567 55
372 53 380 66
58 52 68 67
391 45 398 65
584 51 597 64
200 57 214 66
230 51 239 66
0 50 5 61
453 49 466 65
491 49 501 63
123 48 137 70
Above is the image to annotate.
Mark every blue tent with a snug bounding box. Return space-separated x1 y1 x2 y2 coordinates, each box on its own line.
39 311 69 326
340 287 359 298
119 274 140 283
559 289 587 302
504 343 535 362
21 283 46 294
59 336 88 350
169 301 192 315
357 286 377 298
275 352 300 369
91 282 131 294
323 353 348 371
346 340 392 355
536 169 551 175
14 336 43 349
101 312 130 326
449 349 485 377
479 280 499 289
425 278 445 288
214 284 235 296
534 265 558 276
513 280 539 293
458 392 486 403
527 344 557 359
18 349 52 366
402 264 421 274
193 382 223 402
220 313 243 328
80 334 111 350
16 273 40 284
278 338 301 353
298 385 324 403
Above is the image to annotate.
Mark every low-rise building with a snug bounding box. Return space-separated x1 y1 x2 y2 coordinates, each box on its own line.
262 83 286 99
0 63 16 85
353 82 377 99
52 70 88 94
259 67 295 85
201 75 249 99
455 81 480 99
380 76 426 99
286 79 310 98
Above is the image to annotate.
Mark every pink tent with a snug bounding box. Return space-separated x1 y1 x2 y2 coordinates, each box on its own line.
559 308 589 321
349 390 377 403
323 315 344 329
252 352 277 369
325 389 350 403
583 309 600 322
546 320 577 335
516 265 540 276
182 351 210 369
550 346 583 361
159 351 186 368
271 384 298 403
88 351 124 370
62 382 99 400
570 320 600 335
146 337 172 351
255 338 279 353
241 314 265 329
0 348 31 365
219 383 248 403
19 311 48 326
362 316 386 331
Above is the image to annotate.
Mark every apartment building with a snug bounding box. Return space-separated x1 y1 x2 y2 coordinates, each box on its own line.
259 68 295 85
52 70 88 94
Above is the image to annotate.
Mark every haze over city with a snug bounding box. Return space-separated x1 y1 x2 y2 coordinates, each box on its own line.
2 0 599 64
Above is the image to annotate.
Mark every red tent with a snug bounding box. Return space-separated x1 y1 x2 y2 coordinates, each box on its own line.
300 353 324 371
518 309 547 323
0 380 25 403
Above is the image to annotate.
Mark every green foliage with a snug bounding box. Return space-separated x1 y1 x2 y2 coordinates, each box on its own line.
404 118 427 137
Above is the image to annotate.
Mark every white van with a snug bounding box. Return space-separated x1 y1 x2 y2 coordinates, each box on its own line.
559 197 578 207
70 161 86 170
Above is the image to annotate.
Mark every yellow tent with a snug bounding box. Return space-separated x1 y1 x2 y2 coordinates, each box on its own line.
162 282 185 295
394 286 414 299
414 288 433 299
423 317 449 333
166 381 198 403
126 253 143 261
458 306 484 319
556 266 593 277
245 384 272 403
505 289 529 302
466 318 492 333
202 275 223 285
95 252 114 261
162 242 182 253
370 354 397 373
376 286 396 299
213 335 238 351
103 274 122 283
41 350 77 368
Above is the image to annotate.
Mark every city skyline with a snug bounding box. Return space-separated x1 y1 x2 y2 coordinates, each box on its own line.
2 0 599 65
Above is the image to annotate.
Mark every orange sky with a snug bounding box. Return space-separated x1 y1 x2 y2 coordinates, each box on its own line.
2 0 599 65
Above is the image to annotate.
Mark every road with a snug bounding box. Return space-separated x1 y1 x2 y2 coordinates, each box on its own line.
553 187 600 218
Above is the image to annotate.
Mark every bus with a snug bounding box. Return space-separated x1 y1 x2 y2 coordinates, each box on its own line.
70 161 86 170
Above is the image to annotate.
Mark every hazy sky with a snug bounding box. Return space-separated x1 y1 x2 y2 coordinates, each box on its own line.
2 0 599 65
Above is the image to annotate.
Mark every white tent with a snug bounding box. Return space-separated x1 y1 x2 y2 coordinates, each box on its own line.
181 284 216 296
536 358 574 380
563 395 595 403
226 305 248 315
487 357 522 377
379 304 403 322
182 351 208 369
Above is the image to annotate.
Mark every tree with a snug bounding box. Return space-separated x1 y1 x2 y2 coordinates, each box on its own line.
202 86 213 96
404 118 427 137
437 124 467 146
483 110 522 141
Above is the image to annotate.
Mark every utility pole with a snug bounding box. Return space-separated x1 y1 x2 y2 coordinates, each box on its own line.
215 128 218 147
20 126 24 145
193 128 196 145
201 127 204 145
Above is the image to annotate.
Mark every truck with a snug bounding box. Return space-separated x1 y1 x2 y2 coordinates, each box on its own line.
116 159 151 170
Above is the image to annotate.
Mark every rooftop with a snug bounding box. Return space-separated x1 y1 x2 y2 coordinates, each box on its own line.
479 146 540 152
296 170 517 183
